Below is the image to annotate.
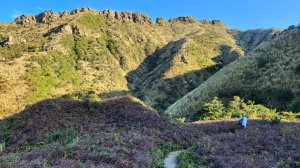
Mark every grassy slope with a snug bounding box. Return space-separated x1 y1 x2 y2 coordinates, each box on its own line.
165 27 300 118
0 96 201 167
1 97 298 167
0 9 244 118
177 120 300 168
127 28 244 112
234 28 282 51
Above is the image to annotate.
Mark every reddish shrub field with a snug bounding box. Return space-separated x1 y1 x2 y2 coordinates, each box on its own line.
0 96 299 167
0 96 201 167
178 120 300 168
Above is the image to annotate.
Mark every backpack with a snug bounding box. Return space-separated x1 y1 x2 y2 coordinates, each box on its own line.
238 119 243 125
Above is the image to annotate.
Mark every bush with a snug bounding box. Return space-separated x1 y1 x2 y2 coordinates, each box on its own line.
227 96 245 118
201 97 226 120
176 117 186 124
195 96 297 121
152 141 181 167
79 13 106 29
26 51 81 102
49 129 77 145
281 112 299 121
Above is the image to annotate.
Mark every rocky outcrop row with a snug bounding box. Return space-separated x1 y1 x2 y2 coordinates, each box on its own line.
15 7 227 27
15 8 153 26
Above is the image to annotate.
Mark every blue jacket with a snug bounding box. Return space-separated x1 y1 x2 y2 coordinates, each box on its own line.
241 116 248 128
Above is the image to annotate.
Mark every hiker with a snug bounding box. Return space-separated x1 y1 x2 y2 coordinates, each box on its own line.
238 115 248 128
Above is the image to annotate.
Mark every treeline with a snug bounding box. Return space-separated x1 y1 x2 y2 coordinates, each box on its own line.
192 96 300 122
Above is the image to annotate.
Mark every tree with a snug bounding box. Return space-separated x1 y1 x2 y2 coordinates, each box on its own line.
202 97 226 120
227 96 245 118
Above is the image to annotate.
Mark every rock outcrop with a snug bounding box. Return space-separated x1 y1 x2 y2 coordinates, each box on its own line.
156 17 168 25
15 8 153 26
15 15 36 25
36 10 59 24
169 16 197 23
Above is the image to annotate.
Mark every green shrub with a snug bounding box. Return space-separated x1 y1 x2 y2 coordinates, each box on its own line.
176 117 186 124
227 96 245 118
1 118 17 141
195 96 297 121
281 112 299 121
201 97 226 120
79 13 106 29
49 129 77 145
73 35 89 61
152 141 181 167
26 51 81 102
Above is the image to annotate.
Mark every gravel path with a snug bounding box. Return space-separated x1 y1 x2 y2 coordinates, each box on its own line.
164 150 185 168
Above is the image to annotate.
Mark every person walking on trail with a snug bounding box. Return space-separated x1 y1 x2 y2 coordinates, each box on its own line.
238 115 248 128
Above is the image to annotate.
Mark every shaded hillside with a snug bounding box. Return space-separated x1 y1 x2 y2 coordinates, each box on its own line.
234 28 282 51
0 96 201 167
165 25 300 118
0 7 243 118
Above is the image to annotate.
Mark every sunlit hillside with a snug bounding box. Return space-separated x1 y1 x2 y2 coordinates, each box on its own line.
165 26 300 118
0 8 244 118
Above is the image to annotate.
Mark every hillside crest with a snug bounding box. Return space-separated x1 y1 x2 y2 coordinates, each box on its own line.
14 7 227 27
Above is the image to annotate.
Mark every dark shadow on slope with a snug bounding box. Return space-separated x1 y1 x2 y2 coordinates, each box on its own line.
126 38 187 99
99 90 130 99
126 41 242 112
235 29 281 52
0 96 202 167
218 86 299 112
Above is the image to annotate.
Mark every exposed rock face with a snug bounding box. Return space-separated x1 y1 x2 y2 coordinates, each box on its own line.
156 17 168 25
36 10 59 24
169 16 197 23
15 15 36 25
210 20 222 25
15 8 153 26
60 24 73 34
0 36 26 46
113 11 152 24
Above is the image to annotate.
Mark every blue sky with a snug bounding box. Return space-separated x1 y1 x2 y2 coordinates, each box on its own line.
1 0 299 30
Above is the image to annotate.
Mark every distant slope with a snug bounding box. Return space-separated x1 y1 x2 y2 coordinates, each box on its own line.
0 8 244 118
165 26 300 118
234 28 282 51
0 96 201 167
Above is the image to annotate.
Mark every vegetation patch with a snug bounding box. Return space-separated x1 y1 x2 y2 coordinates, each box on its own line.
78 13 106 29
0 96 200 167
26 51 81 102
177 121 300 168
191 96 299 122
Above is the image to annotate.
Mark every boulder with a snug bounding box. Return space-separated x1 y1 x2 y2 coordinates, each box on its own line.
169 16 197 23
35 10 59 24
15 15 36 25
156 17 167 25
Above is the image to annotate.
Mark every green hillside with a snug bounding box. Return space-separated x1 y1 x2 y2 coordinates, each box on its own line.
0 8 244 118
234 28 282 51
165 26 300 118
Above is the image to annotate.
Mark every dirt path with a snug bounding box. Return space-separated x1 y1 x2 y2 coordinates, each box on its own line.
164 150 185 168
